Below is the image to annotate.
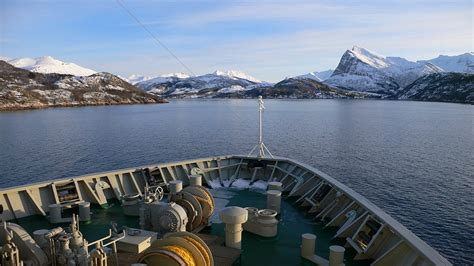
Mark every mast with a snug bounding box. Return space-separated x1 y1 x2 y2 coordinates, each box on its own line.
258 96 265 158
248 96 273 159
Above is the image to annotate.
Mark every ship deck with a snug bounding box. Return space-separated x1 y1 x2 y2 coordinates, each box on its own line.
0 155 451 265
13 188 370 266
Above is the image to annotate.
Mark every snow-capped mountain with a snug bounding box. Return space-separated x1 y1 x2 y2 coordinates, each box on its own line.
0 61 164 110
8 56 96 76
418 53 474 73
295 70 334 81
325 46 442 93
136 70 261 97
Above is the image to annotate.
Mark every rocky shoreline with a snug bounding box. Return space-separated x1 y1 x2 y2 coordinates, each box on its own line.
0 100 167 111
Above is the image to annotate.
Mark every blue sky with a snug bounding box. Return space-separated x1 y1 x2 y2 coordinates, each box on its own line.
1 0 472 82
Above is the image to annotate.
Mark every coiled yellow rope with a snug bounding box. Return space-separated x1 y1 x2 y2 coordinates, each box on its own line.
184 236 211 266
198 186 215 214
161 245 196 266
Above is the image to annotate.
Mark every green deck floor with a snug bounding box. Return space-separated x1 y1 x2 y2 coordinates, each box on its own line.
14 188 371 266
206 189 370 266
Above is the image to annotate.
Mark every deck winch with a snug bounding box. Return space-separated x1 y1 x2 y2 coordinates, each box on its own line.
140 201 188 234
169 180 215 232
123 175 215 235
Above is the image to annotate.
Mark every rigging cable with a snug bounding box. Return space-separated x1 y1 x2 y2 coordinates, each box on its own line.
115 0 196 77
115 0 266 154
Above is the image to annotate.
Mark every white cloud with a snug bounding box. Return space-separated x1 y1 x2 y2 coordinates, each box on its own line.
113 1 472 81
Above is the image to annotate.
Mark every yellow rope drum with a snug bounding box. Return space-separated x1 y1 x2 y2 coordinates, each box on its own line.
137 232 213 266
183 186 215 222
161 245 196 266
183 237 208 264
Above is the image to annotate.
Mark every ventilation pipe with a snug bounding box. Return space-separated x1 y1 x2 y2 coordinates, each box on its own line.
301 233 316 258
219 207 248 249
329 245 345 266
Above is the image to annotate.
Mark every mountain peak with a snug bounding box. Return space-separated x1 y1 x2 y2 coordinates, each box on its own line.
328 46 446 92
347 46 388 68
350 46 382 57
295 69 334 81
212 70 260 83
8 56 96 76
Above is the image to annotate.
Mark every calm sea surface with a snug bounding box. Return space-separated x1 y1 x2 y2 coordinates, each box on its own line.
0 100 472 264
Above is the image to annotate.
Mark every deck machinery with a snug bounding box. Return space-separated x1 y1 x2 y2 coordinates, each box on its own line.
0 155 452 266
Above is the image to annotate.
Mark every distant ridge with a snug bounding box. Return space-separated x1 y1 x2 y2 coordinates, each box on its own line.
418 53 474 73
4 49 473 103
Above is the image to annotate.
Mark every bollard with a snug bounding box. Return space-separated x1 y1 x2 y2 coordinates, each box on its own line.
267 190 282 214
49 204 62 224
268 181 283 191
329 245 345 266
78 201 91 221
301 233 316 258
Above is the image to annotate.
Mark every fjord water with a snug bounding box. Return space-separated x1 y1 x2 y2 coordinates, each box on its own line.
0 100 472 264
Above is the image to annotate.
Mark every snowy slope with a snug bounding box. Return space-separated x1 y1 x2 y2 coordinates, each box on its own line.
8 56 96 76
325 46 442 93
419 53 474 73
137 70 261 97
161 72 190 79
213 70 260 83
295 70 334 81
